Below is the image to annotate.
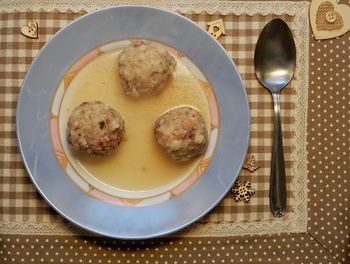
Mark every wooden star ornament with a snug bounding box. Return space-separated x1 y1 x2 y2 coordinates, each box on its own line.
231 180 255 203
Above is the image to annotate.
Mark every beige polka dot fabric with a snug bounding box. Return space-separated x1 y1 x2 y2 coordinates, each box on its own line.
307 24 350 263
0 1 350 263
0 235 345 263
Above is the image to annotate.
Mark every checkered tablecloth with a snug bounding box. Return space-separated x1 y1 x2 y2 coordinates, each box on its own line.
0 2 309 237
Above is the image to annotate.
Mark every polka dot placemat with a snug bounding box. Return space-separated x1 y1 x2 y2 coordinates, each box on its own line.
0 234 344 263
307 18 350 263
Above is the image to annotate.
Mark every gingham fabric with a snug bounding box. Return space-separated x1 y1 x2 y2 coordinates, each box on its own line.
0 10 308 236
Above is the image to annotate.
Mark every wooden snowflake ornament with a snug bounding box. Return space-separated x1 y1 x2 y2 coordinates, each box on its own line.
231 181 255 203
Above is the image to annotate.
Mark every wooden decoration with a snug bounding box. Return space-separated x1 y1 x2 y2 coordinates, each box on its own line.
310 0 350 40
231 181 255 203
243 154 259 173
207 19 226 40
21 21 38 39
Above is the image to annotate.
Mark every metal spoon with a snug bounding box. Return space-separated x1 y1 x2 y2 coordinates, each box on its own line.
254 19 296 217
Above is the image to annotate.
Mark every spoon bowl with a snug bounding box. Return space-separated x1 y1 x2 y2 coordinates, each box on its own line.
254 19 296 217
255 19 296 92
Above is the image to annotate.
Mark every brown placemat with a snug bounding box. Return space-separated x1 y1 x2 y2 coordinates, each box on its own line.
0 233 343 263
0 2 309 237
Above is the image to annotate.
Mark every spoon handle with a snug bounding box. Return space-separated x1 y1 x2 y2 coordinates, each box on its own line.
270 93 287 217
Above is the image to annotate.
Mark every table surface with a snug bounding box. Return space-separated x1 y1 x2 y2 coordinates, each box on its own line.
0 1 349 263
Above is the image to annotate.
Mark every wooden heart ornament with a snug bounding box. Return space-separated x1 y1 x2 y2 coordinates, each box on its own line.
310 0 350 40
20 21 38 39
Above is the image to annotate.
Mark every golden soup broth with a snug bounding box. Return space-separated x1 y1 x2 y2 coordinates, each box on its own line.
65 49 210 192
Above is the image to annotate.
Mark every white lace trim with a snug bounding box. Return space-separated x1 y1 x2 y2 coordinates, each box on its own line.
0 222 91 236
0 1 309 237
1 1 308 16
